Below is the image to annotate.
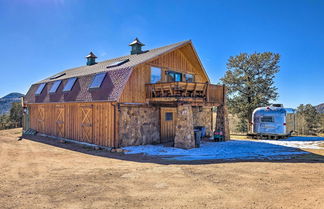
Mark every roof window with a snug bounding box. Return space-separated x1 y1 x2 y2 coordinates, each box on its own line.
63 77 77 92
35 83 46 95
49 80 62 93
106 59 129 68
89 73 106 89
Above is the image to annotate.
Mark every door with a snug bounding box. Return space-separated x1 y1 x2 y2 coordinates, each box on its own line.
80 105 93 143
160 107 177 143
37 105 45 133
55 105 65 138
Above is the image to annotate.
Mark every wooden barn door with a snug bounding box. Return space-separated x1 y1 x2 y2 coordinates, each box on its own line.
37 105 45 133
80 105 93 143
55 105 65 138
160 107 177 143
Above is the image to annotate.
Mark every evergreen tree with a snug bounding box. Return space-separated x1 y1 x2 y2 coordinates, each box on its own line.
9 102 23 128
221 52 280 132
297 104 320 135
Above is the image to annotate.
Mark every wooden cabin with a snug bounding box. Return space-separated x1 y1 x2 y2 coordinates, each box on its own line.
23 39 229 149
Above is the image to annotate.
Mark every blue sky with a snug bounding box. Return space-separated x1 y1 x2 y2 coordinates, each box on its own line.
0 0 323 107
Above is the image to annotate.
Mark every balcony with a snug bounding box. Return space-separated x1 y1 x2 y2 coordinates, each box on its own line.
145 82 224 105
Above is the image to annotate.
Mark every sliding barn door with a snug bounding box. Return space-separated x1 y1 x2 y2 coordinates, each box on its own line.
80 105 93 143
55 105 65 138
37 105 45 133
160 107 177 143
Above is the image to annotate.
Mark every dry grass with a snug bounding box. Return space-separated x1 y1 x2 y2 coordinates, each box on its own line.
0 128 324 209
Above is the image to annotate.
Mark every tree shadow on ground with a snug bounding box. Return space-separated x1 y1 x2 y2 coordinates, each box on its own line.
21 134 324 165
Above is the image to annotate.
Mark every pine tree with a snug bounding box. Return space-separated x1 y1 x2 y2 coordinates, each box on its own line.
9 102 23 128
297 104 320 135
221 52 280 132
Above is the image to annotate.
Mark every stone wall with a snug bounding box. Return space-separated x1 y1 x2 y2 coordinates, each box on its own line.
174 104 195 149
192 107 213 137
119 106 160 147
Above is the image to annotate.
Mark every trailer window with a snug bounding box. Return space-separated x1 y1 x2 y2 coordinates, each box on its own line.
261 116 274 122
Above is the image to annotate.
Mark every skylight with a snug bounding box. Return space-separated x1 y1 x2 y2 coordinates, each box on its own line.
89 73 106 89
35 83 46 95
49 80 62 93
106 59 129 68
63 77 77 92
50 73 66 80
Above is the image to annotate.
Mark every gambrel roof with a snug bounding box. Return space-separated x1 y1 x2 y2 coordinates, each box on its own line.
24 40 209 104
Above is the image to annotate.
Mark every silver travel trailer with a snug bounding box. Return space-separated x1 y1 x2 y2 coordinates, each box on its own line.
250 104 295 139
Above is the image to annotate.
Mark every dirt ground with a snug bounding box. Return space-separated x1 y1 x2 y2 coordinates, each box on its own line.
1 129 324 209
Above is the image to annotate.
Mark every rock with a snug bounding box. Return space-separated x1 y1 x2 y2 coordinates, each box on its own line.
174 104 195 149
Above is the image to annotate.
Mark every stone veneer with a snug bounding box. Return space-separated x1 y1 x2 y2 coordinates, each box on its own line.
174 104 195 149
119 106 160 147
192 107 213 137
215 104 230 140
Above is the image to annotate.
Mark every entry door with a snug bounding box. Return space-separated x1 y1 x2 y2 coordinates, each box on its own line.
55 105 65 138
160 107 177 143
80 105 93 144
37 106 45 133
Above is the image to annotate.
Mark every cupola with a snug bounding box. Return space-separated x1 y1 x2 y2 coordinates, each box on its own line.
86 52 97 66
129 38 145 55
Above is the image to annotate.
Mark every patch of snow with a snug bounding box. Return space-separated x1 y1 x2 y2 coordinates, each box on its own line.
124 136 324 161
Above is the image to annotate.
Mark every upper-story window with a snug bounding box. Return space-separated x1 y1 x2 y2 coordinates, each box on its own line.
49 80 62 93
166 71 182 82
89 72 106 89
151 67 162 83
63 77 77 92
185 74 195 82
35 83 46 95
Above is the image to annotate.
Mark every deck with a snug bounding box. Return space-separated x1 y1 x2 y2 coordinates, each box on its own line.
145 82 224 105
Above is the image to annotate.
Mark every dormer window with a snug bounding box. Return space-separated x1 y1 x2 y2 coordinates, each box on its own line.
63 77 77 92
89 73 106 89
35 83 46 95
49 80 62 93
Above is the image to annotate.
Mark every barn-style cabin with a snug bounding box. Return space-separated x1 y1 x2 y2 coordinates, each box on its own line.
23 39 229 149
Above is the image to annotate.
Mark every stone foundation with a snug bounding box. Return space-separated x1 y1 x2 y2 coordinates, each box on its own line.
119 106 160 146
192 107 213 137
174 104 195 149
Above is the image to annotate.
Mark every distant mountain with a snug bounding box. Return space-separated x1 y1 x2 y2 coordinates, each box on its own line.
0 92 24 115
315 103 324 114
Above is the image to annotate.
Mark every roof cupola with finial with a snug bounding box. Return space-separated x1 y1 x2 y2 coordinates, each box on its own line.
129 38 145 55
86 52 97 66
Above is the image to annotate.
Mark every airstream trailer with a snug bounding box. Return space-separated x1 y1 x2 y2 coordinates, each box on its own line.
250 104 296 139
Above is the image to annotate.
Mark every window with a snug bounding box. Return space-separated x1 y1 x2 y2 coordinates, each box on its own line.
35 83 46 95
150 67 161 83
106 59 129 68
63 77 77 92
165 112 173 121
89 73 106 89
261 116 274 123
166 71 182 82
49 80 62 93
185 74 194 82
50 73 66 80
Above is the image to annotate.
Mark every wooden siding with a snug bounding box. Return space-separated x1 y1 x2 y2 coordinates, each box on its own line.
149 49 208 83
118 64 150 103
28 102 117 147
119 47 209 103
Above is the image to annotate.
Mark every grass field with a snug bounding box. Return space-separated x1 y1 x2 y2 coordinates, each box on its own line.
1 128 324 209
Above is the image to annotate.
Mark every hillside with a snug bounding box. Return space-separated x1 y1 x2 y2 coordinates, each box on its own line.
0 92 24 115
315 103 324 114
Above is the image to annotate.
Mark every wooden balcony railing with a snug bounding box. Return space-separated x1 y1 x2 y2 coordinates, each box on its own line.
145 82 224 104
